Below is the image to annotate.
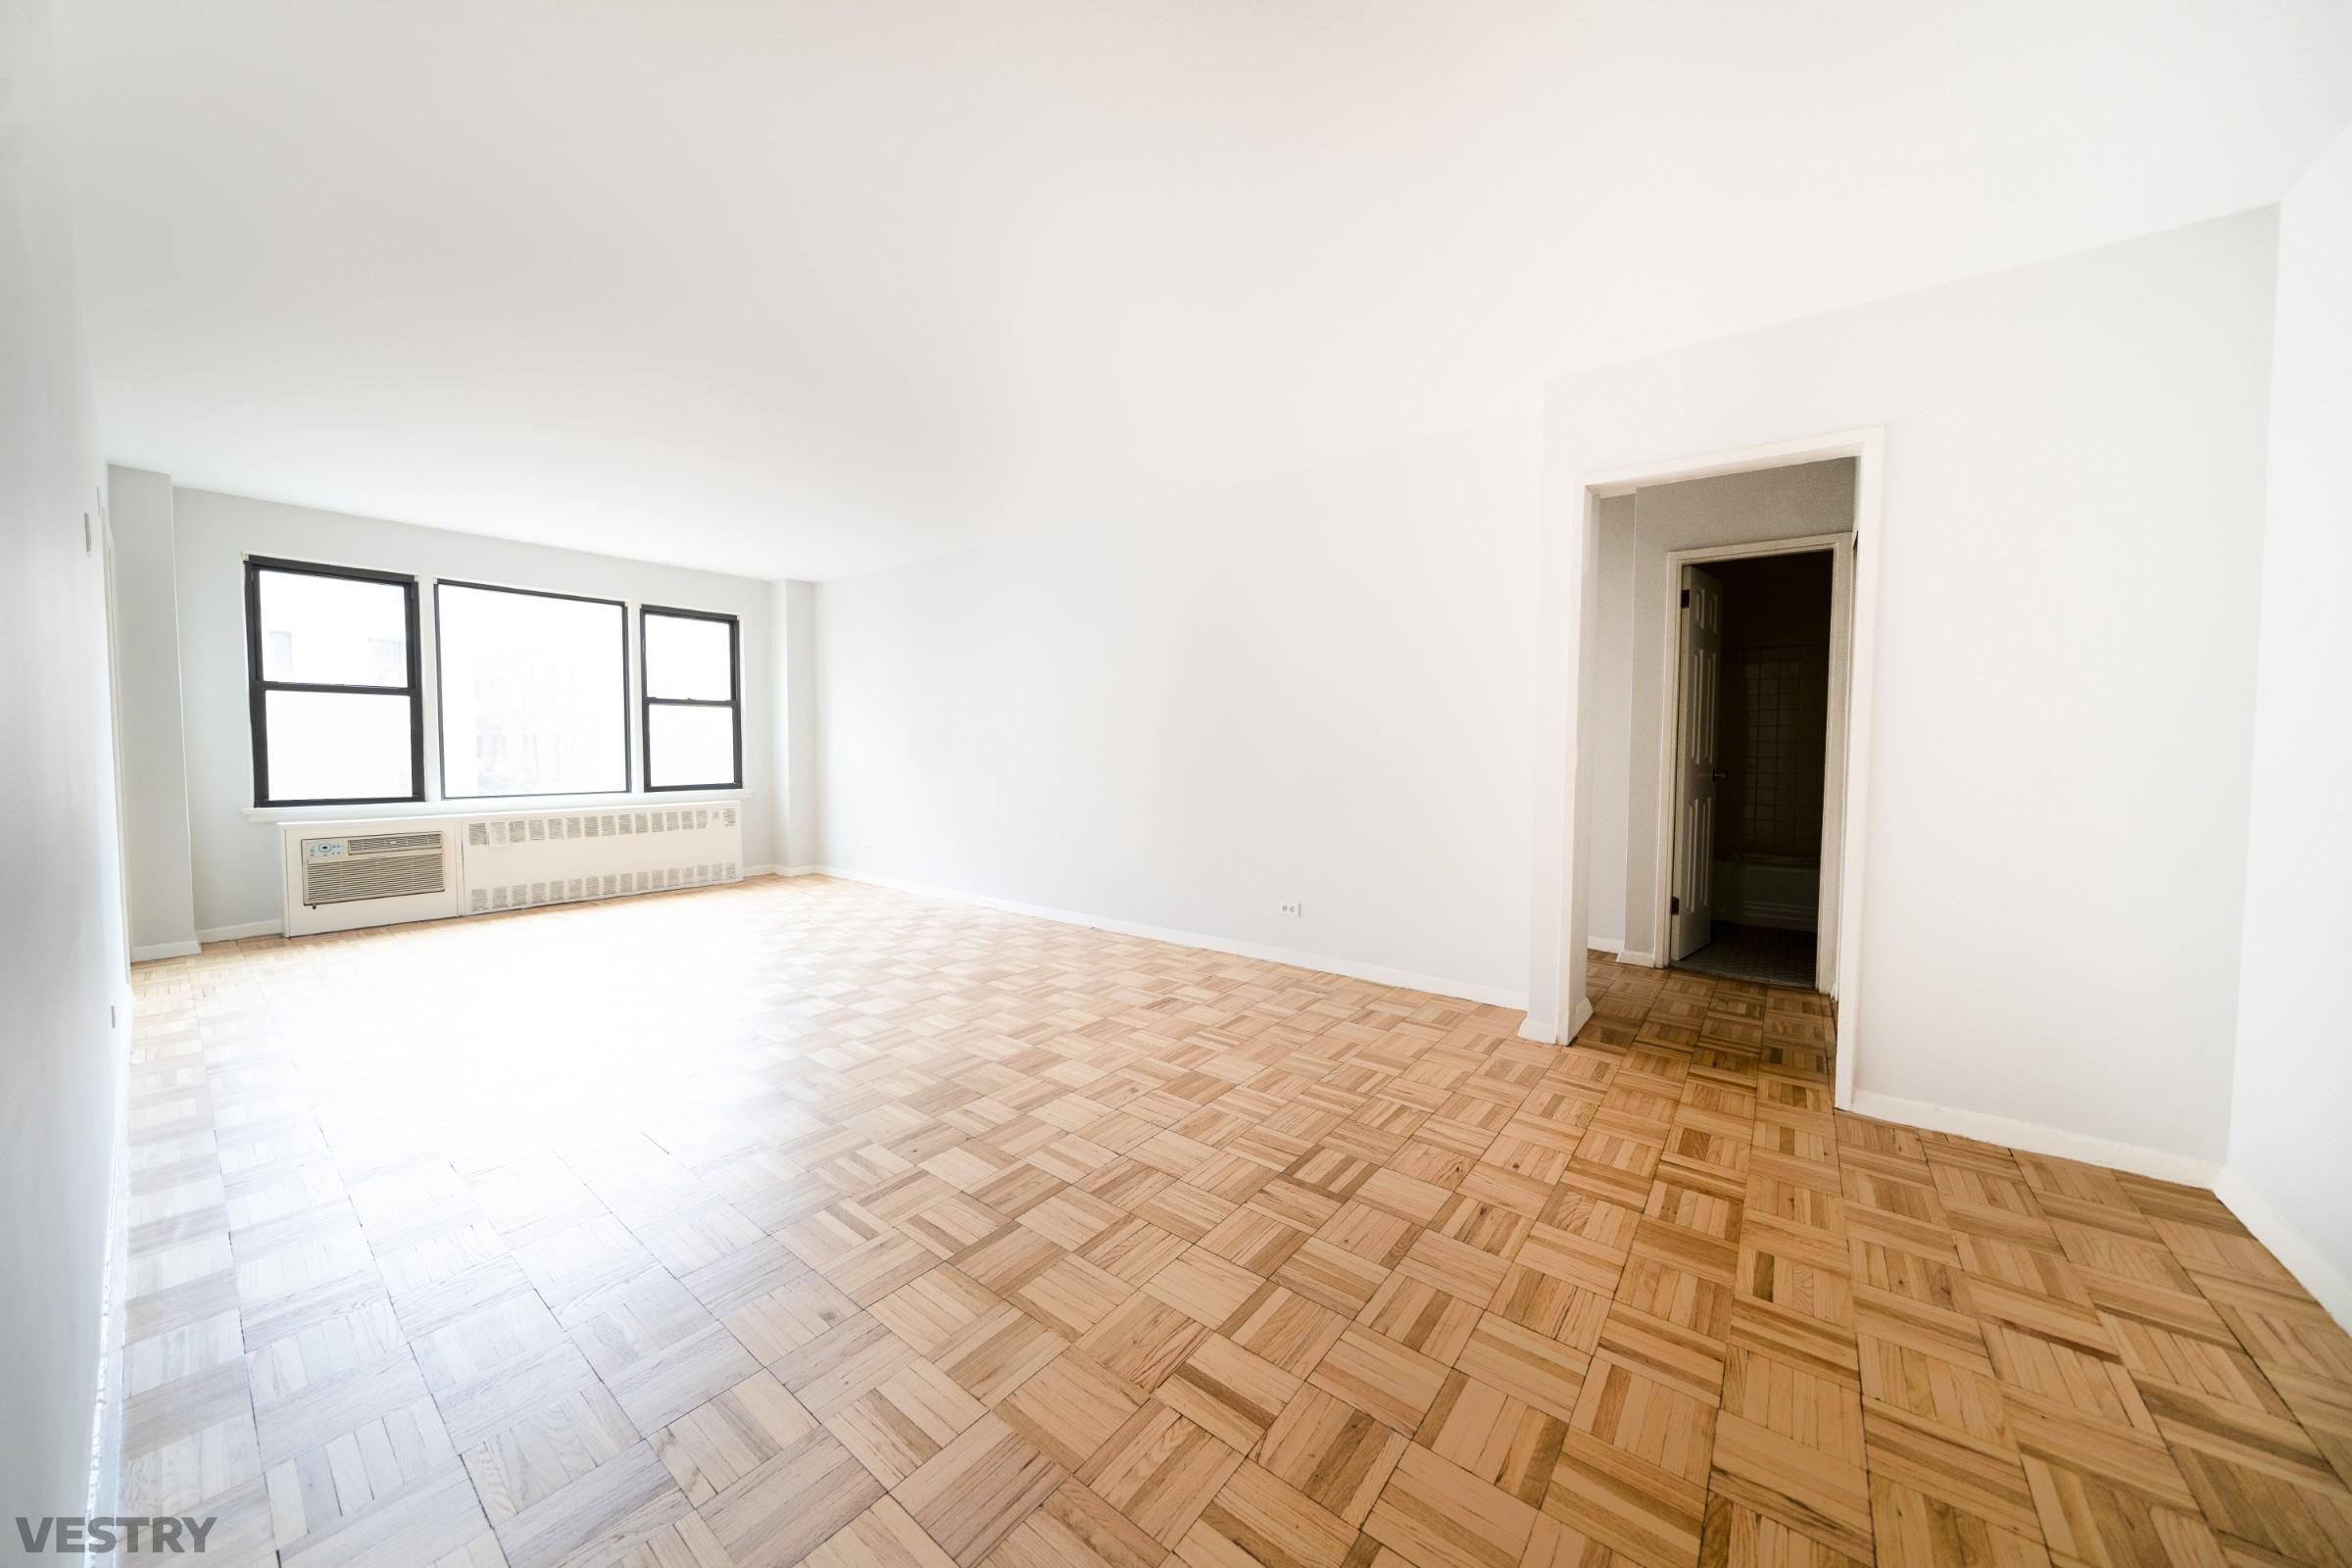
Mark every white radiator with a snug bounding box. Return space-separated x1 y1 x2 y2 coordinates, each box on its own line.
279 803 742 937
459 803 742 916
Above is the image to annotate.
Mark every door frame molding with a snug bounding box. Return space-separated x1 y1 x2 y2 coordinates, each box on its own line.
1652 532 1855 995
1530 426 1883 1112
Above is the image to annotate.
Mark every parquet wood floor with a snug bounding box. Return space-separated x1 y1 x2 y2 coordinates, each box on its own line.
122 874 2352 1567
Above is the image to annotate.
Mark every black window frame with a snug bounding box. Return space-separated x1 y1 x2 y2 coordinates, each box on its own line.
245 555 426 808
639 604 743 792
432 577 634 802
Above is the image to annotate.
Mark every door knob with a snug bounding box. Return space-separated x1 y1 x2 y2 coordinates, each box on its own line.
1711 768 1729 782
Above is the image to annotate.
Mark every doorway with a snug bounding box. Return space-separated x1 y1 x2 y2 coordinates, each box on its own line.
1531 427 1879 1105
1666 546 1838 987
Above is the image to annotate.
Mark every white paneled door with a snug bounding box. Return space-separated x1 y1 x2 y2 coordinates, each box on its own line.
1671 564 1723 962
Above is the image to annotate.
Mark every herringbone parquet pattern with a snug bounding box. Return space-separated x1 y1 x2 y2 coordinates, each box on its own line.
122 874 2352 1568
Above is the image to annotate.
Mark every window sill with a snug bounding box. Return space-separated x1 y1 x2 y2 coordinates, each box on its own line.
244 789 749 824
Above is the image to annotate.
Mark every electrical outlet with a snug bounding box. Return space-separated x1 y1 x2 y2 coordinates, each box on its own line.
1278 901 1303 917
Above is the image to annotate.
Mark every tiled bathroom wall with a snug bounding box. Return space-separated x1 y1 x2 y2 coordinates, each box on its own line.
1721 642 1829 859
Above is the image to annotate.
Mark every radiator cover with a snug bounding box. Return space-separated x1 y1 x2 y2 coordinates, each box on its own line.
459 803 743 915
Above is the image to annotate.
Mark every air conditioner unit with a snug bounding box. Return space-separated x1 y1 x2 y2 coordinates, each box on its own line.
279 820 462 937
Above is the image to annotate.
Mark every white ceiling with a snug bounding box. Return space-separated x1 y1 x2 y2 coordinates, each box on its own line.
56 2 2352 581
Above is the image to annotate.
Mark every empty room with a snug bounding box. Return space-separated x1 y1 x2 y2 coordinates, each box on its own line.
6 4 2352 1567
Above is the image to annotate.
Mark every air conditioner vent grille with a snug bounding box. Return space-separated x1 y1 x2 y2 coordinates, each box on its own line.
305 851 446 906
345 831 443 854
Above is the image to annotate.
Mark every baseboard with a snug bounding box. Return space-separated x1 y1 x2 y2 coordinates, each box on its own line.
1519 992 1596 1047
196 918 281 943
130 939 201 962
806 865 1528 1011
1585 937 1624 956
2213 1166 2352 1332
208 864 1529 1012
1845 1089 2223 1187
1618 950 1658 968
85 1003 129 1528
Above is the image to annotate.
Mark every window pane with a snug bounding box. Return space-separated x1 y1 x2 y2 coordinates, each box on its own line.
264 690 415 802
258 569 409 686
644 612 733 700
648 704 737 788
438 585 627 797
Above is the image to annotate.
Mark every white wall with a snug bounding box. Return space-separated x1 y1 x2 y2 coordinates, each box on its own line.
1534 208 2278 1168
0 0 130 1534
2223 124 2352 1324
167 488 781 936
1611 462 1854 962
814 413 1544 1005
1583 495 1634 951
774 577 821 873
109 465 199 957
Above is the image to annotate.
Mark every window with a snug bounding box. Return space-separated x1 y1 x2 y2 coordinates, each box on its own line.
641 606 741 790
246 558 424 806
435 581 629 799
